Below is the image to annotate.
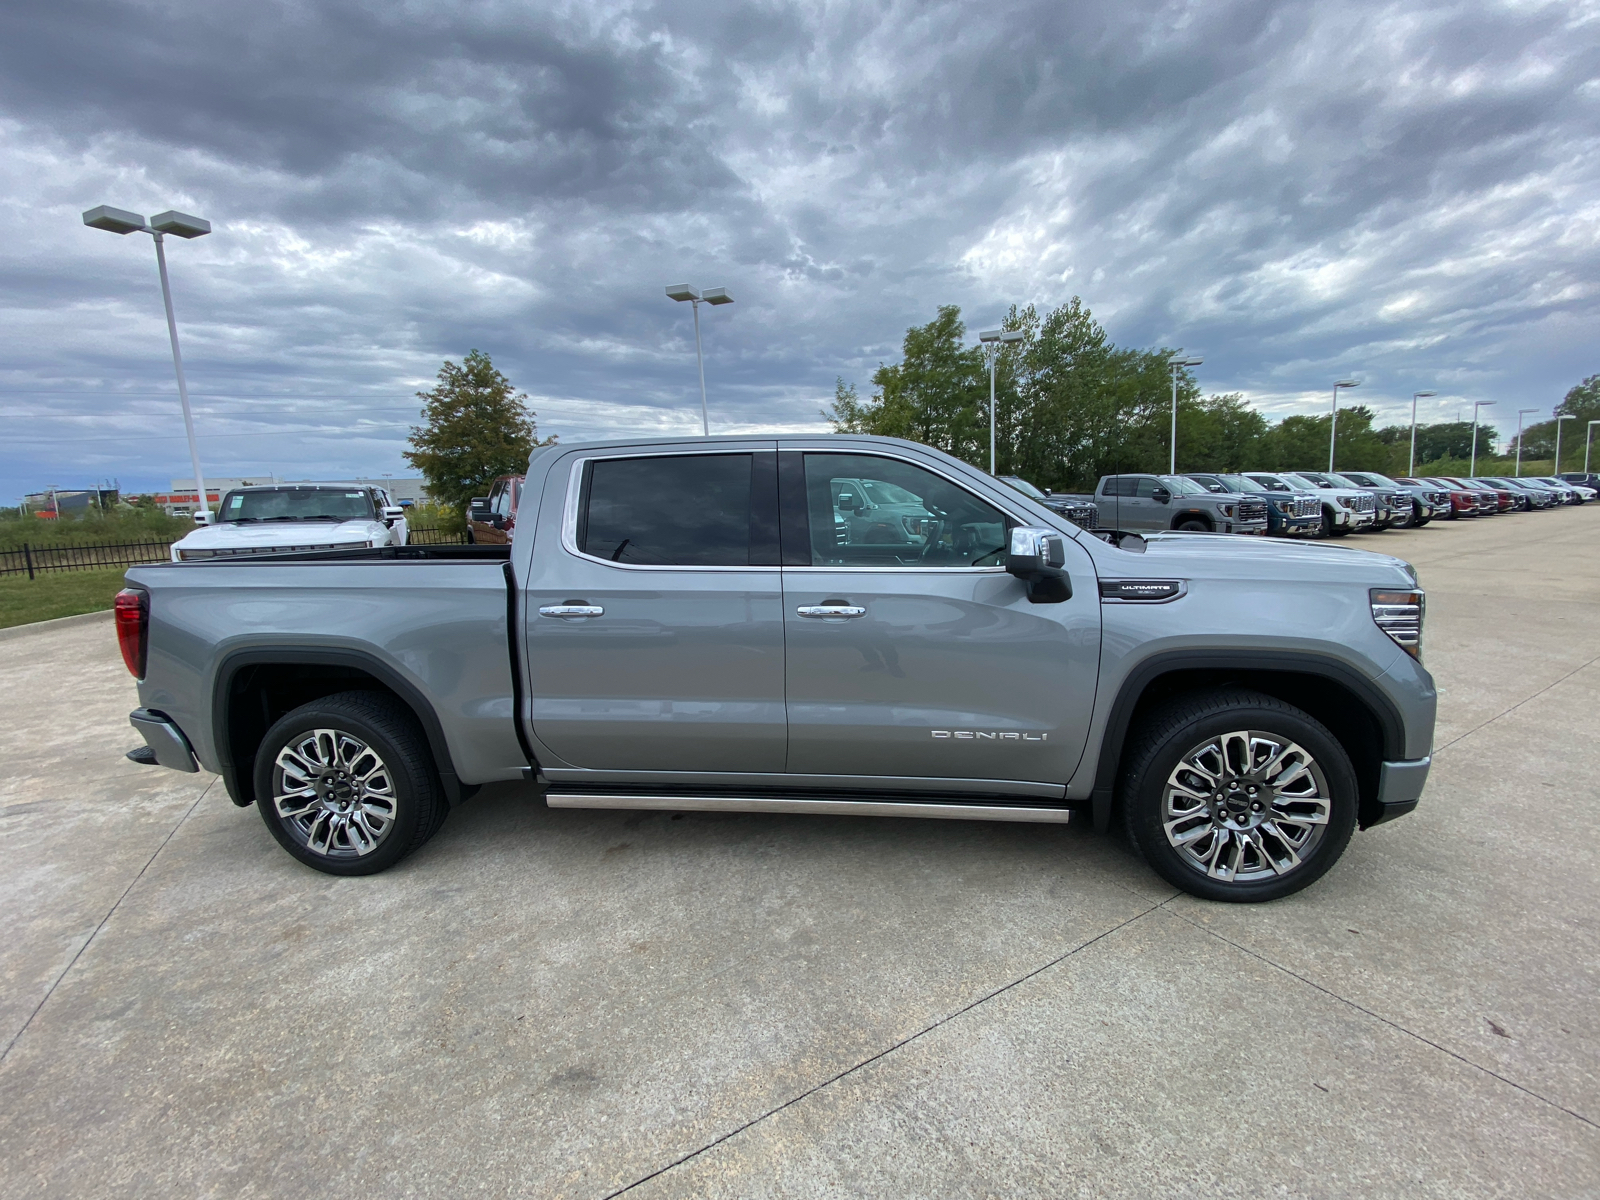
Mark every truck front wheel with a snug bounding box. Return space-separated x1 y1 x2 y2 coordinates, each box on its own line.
1122 689 1358 902
252 690 448 876
1174 516 1211 532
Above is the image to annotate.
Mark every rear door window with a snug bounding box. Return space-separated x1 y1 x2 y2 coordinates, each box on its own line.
579 454 773 566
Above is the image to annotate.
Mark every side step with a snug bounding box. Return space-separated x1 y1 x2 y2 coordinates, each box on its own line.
544 793 1073 824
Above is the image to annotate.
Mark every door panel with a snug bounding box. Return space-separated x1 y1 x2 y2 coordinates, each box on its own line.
781 450 1100 785
524 449 786 773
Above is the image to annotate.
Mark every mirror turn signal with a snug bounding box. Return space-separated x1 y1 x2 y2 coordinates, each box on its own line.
1006 527 1072 604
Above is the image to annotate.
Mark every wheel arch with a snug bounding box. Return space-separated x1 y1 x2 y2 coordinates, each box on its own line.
1091 651 1405 834
1170 509 1215 531
211 647 476 810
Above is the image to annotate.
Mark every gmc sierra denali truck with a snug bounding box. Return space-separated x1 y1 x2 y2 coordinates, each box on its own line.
118 434 1435 903
1093 474 1270 535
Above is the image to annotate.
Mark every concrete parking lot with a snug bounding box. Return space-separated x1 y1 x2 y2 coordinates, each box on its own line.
1 507 1596 1198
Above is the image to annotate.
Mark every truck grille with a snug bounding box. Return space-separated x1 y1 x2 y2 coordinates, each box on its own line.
1294 496 1319 518
1237 501 1268 522
1390 493 1414 512
177 541 369 560
1351 494 1375 513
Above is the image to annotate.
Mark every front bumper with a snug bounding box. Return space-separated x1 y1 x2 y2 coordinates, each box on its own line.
1365 756 1430 827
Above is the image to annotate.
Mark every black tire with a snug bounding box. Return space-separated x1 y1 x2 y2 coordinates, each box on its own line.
1322 508 1350 537
1121 689 1358 902
253 690 447 876
1174 517 1210 533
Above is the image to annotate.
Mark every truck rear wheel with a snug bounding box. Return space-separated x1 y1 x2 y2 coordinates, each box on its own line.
252 690 447 876
1121 689 1357 902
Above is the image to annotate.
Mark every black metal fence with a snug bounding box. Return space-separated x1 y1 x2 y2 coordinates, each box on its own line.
0 527 467 579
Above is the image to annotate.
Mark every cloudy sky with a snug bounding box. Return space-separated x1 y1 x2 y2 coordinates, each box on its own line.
1 0 1596 498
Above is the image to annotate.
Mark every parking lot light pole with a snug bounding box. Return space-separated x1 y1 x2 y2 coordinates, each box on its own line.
979 328 1026 474
1553 413 1575 473
1587 421 1600 472
1328 379 1359 471
1514 409 1538 476
1469 400 1495 476
1167 354 1204 474
1408 390 1437 476
666 285 733 435
82 204 214 520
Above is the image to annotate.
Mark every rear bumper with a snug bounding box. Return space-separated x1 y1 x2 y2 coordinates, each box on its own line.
1366 756 1430 827
129 708 200 773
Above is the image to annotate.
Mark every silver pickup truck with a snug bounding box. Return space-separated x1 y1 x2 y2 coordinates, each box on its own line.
118 434 1435 902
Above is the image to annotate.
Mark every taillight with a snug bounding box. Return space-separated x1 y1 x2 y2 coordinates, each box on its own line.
115 588 148 678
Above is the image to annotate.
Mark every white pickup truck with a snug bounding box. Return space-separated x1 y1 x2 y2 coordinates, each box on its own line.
170 484 409 561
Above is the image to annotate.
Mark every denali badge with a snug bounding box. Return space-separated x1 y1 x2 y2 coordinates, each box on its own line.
931 730 1048 741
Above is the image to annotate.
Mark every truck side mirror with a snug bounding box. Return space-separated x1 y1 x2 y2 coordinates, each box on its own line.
1151 487 1171 504
381 505 405 525
1006 526 1072 604
468 497 491 521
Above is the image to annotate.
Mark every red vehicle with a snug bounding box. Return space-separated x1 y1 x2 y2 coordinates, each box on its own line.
1444 477 1515 513
1422 477 1495 516
466 474 524 544
1406 478 1477 518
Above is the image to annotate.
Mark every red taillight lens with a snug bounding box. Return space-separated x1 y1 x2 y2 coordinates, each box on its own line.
115 588 148 678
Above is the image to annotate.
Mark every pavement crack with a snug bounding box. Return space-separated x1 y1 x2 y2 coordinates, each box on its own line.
600 902 1163 1198
0 779 214 1068
1433 653 1600 756
1163 907 1599 1132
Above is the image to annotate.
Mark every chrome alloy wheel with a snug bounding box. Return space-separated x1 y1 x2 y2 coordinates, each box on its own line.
1162 730 1330 883
273 729 397 858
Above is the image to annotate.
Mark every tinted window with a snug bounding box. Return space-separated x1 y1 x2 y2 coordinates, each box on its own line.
1102 476 1138 497
803 454 1008 567
581 454 755 566
1135 477 1163 499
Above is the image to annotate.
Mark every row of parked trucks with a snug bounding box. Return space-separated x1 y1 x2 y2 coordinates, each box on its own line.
1002 470 1596 537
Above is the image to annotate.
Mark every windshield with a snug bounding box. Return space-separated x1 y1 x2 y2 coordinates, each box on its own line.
1324 473 1369 488
1216 474 1266 493
1000 476 1047 500
1158 475 1211 496
219 488 376 523
857 479 922 506
1281 473 1327 490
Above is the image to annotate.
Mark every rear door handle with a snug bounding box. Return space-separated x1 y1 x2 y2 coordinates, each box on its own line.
539 604 604 619
796 605 866 619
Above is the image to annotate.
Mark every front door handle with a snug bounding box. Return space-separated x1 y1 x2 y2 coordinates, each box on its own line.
539 604 604 619
796 604 866 619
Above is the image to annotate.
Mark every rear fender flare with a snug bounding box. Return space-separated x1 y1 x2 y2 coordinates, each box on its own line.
211 646 471 809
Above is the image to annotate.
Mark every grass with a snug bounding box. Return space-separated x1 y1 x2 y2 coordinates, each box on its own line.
0 510 190 551
0 568 132 631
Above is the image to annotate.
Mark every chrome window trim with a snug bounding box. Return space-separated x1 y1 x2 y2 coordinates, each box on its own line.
560 445 1029 574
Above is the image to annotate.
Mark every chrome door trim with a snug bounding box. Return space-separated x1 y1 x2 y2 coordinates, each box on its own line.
559 448 780 573
795 604 867 618
545 793 1072 824
538 604 605 618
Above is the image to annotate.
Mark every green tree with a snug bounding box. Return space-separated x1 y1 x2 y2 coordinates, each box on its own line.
826 306 992 461
405 350 554 530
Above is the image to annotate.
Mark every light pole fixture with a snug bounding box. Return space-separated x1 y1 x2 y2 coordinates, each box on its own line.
1167 354 1204 474
83 204 214 519
1514 409 1538 476
1587 420 1600 473
1553 413 1575 473
1408 390 1437 476
665 284 733 435
1328 379 1359 471
979 327 1026 474
1469 400 1495 476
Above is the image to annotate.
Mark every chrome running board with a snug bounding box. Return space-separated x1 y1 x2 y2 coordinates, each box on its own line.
544 793 1072 824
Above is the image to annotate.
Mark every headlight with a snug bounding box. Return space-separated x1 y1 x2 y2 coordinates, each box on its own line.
1221 504 1235 517
1336 496 1353 509
1371 589 1424 660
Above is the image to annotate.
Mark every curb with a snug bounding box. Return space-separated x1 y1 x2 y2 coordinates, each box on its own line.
0 608 114 642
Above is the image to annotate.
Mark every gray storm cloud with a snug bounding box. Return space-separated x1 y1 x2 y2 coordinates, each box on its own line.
0 0 1595 493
